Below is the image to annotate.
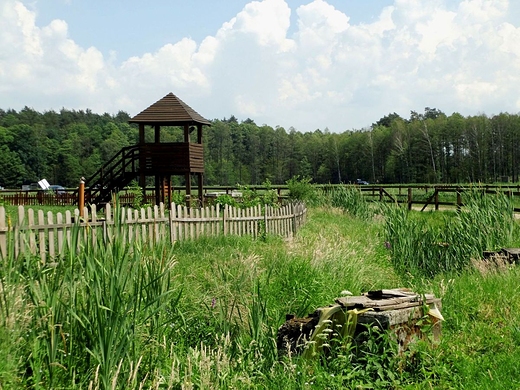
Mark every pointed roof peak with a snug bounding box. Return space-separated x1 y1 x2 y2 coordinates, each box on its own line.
129 92 211 126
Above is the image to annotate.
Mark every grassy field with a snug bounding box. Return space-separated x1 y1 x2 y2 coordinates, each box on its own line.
1 189 520 389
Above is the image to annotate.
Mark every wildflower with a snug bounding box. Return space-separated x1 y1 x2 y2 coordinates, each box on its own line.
211 297 217 309
384 241 391 249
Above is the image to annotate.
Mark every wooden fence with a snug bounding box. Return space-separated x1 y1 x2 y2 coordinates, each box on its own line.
0 202 307 261
356 185 520 212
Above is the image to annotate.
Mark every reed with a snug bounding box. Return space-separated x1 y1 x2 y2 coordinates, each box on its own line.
383 189 516 277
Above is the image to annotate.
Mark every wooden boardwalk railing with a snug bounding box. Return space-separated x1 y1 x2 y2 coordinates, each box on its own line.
0 202 307 261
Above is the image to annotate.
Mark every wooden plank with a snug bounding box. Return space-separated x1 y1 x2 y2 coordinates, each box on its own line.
127 208 134 244
82 207 89 247
147 206 153 243
154 205 160 242
57 212 64 255
188 207 193 240
47 211 55 258
264 205 268 235
366 289 417 298
335 296 373 308
74 209 81 253
0 207 6 259
140 208 147 243
28 209 36 255
132 209 139 243
65 211 72 253
160 203 166 241
223 205 228 236
216 204 221 236
38 210 46 263
177 204 183 240
91 204 97 251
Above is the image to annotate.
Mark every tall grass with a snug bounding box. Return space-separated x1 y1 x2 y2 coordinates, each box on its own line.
2 200 520 388
1 212 179 388
383 189 516 277
328 185 373 220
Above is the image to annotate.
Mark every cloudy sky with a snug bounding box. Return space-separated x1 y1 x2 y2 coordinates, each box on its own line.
1 0 520 133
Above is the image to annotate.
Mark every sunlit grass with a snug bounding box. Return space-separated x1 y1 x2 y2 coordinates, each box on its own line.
1 199 520 388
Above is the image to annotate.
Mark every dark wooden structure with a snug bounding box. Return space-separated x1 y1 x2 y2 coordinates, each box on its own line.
129 93 211 207
81 93 211 207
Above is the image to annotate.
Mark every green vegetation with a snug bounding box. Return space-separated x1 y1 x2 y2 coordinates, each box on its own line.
3 107 520 189
383 190 517 277
1 191 520 388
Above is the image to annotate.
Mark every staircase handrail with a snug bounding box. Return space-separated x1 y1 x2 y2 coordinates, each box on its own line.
74 145 141 204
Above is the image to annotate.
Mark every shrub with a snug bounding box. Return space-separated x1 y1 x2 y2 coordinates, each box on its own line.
286 176 324 206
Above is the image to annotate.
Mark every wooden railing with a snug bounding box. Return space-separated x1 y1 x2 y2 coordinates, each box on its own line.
0 202 307 260
2 184 520 210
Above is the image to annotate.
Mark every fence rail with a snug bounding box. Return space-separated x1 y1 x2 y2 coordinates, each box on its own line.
3 184 520 208
0 202 307 261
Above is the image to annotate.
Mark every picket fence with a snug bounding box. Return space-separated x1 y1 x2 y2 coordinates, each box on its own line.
0 202 307 261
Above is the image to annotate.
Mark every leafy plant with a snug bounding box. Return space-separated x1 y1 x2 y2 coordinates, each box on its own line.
127 180 148 209
214 194 238 208
286 176 324 206
170 191 185 205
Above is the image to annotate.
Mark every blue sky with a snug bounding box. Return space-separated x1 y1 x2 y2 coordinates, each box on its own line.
1 0 520 132
33 0 394 60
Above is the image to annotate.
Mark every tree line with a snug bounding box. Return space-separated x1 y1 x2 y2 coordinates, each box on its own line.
1 106 519 189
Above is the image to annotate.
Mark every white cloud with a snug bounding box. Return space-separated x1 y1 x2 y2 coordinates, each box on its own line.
0 0 520 131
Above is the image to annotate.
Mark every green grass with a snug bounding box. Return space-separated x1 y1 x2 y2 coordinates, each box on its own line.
1 200 520 388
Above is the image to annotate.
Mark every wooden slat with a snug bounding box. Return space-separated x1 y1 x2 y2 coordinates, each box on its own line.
47 211 55 258
15 207 24 258
38 210 46 263
1 202 307 259
65 211 72 252
91 204 97 251
0 207 6 259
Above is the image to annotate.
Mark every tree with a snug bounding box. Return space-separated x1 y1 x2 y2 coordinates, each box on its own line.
372 112 402 128
0 145 26 188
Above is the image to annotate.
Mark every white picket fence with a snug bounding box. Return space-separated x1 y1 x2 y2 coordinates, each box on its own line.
0 202 307 261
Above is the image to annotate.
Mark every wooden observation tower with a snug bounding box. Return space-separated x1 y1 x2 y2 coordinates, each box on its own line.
129 93 211 207
83 93 211 207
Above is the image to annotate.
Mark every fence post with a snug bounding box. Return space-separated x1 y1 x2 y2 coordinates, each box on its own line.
408 187 413 210
457 188 462 212
435 189 439 211
79 177 85 218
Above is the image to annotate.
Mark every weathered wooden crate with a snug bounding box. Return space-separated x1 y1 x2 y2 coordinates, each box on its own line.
277 288 442 357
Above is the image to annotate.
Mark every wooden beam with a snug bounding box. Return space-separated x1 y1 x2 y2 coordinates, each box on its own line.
197 124 202 144
185 173 191 208
139 123 145 144
184 124 190 143
155 125 160 143
198 173 203 207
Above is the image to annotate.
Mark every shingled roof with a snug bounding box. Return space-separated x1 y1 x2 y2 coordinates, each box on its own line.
129 92 211 126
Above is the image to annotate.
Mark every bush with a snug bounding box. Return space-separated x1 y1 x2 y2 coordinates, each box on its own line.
286 176 324 206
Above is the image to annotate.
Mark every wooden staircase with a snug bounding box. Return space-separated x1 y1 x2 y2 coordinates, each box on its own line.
77 145 141 206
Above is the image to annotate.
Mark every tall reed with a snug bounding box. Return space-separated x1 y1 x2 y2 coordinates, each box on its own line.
383 189 515 278
328 185 372 219
11 207 180 388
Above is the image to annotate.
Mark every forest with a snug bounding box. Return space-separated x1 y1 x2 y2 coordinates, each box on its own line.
1 106 520 189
